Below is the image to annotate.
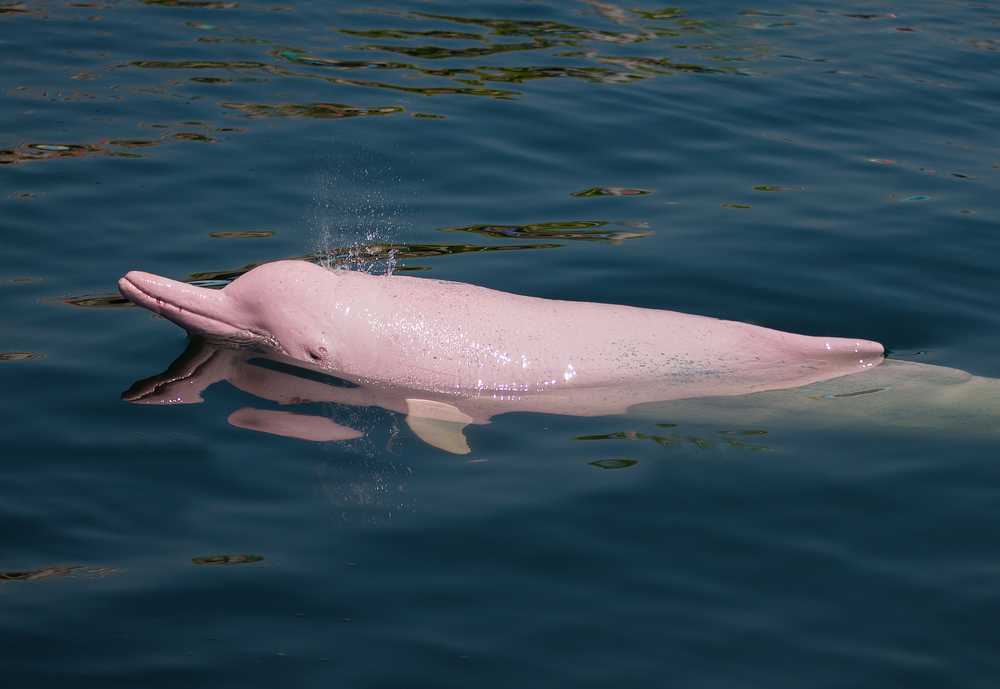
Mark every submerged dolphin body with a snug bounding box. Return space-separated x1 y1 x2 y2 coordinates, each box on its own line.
119 260 884 399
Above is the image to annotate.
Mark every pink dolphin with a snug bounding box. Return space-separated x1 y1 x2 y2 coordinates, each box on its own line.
119 259 884 401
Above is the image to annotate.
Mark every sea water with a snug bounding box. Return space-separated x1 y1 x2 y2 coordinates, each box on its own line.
1 0 998 686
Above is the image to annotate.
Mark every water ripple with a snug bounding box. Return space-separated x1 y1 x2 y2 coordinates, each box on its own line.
218 101 405 119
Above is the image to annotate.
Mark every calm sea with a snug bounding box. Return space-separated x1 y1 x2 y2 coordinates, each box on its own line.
1 0 998 686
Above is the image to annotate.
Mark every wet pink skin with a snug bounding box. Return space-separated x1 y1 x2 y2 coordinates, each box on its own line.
119 260 884 402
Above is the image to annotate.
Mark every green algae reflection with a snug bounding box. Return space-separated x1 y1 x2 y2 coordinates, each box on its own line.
573 428 773 453
218 102 404 119
0 351 45 361
589 459 639 469
208 231 275 238
439 221 652 244
112 6 776 115
0 565 123 588
0 129 225 166
570 188 654 197
192 554 264 565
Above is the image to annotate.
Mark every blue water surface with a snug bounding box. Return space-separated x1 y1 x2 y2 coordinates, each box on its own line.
1 0 999 686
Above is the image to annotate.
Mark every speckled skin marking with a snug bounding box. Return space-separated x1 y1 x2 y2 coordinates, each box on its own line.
119 260 884 399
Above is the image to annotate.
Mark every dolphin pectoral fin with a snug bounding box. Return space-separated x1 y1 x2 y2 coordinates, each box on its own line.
404 399 473 454
404 416 471 455
228 407 364 442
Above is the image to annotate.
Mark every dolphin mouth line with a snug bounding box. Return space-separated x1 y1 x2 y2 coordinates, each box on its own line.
119 275 233 328
119 274 266 343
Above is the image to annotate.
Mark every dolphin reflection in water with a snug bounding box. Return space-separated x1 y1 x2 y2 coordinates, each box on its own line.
122 342 1000 454
119 262 999 452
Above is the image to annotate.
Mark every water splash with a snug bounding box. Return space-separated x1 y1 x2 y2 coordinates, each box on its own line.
308 146 411 275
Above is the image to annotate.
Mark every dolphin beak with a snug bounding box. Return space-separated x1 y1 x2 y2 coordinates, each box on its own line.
119 271 257 339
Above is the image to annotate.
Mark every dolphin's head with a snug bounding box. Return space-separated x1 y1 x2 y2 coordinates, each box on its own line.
119 260 342 367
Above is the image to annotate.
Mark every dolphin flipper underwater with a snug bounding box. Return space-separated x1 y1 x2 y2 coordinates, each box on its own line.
119 260 998 452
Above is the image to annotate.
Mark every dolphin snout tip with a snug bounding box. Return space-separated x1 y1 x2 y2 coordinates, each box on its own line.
118 271 169 307
119 271 154 294
118 273 145 304
855 339 886 369
118 274 137 293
